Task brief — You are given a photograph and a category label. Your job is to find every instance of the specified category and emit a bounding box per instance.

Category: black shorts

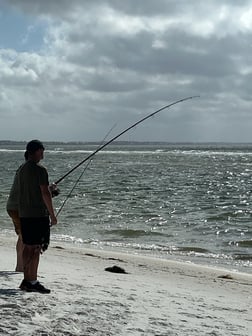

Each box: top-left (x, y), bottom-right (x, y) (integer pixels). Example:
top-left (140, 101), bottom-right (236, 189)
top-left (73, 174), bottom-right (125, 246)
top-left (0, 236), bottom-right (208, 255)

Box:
top-left (20, 217), bottom-right (50, 246)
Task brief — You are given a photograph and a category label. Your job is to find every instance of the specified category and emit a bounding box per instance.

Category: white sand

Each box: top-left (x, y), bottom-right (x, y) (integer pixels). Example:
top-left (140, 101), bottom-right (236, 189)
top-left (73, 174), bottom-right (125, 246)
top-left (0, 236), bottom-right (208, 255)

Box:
top-left (0, 236), bottom-right (251, 336)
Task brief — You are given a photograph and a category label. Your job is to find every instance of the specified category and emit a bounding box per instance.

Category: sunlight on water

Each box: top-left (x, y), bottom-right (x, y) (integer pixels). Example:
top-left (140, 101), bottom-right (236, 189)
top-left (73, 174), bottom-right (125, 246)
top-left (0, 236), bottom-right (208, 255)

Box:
top-left (0, 142), bottom-right (251, 272)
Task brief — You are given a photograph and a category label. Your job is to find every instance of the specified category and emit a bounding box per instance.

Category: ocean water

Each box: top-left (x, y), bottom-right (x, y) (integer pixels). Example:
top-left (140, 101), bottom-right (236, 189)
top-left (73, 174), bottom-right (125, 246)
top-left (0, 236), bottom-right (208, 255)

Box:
top-left (0, 142), bottom-right (252, 273)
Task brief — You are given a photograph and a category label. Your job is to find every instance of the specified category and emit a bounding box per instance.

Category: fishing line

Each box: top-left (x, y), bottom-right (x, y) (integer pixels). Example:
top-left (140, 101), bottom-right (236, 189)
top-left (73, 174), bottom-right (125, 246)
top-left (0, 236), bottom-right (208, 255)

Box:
top-left (56, 123), bottom-right (118, 217)
top-left (55, 95), bottom-right (199, 185)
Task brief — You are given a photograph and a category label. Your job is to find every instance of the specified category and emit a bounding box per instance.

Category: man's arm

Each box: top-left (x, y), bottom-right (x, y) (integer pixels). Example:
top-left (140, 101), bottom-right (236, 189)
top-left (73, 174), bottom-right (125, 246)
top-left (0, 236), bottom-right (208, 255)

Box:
top-left (40, 185), bottom-right (57, 225)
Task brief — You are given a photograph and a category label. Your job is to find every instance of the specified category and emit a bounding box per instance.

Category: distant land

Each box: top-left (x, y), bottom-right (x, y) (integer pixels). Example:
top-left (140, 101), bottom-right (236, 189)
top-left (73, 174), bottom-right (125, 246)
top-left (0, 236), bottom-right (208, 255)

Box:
top-left (1, 140), bottom-right (252, 148)
top-left (0, 140), bottom-right (156, 146)
top-left (0, 140), bottom-right (225, 146)
top-left (0, 140), bottom-right (176, 144)
top-left (0, 140), bottom-right (184, 146)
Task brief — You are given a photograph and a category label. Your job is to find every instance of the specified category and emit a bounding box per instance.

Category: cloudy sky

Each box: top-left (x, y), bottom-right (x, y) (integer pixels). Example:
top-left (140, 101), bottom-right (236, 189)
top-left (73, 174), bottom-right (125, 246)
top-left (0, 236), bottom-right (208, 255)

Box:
top-left (0, 0), bottom-right (252, 142)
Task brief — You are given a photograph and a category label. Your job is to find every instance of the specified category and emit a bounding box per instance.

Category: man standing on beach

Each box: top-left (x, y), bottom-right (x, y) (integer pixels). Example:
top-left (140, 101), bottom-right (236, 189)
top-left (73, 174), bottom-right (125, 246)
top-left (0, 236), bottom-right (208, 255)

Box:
top-left (17, 140), bottom-right (57, 294)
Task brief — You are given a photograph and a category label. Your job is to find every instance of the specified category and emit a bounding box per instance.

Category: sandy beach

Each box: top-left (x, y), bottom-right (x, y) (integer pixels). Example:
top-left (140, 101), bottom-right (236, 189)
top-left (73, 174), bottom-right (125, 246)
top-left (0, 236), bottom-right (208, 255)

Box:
top-left (0, 235), bottom-right (251, 336)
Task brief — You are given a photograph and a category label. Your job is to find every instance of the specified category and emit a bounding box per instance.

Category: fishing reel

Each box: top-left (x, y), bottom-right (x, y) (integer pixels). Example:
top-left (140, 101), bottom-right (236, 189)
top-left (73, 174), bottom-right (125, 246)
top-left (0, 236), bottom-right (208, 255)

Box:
top-left (49, 183), bottom-right (60, 197)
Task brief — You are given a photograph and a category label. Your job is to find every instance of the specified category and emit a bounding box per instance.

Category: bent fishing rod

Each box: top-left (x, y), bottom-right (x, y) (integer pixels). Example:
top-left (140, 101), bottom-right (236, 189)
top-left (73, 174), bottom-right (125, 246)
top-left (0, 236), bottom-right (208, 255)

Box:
top-left (55, 95), bottom-right (199, 185)
top-left (56, 123), bottom-right (117, 217)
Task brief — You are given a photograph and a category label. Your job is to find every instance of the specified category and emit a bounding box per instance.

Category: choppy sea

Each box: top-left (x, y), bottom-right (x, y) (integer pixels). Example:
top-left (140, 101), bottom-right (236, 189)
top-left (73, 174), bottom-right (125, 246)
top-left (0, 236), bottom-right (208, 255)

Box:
top-left (0, 142), bottom-right (252, 273)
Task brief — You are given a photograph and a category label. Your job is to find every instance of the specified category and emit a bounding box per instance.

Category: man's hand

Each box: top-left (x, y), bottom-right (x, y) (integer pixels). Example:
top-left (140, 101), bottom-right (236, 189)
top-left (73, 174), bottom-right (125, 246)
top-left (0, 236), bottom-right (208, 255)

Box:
top-left (50, 214), bottom-right (57, 226)
top-left (49, 183), bottom-right (60, 197)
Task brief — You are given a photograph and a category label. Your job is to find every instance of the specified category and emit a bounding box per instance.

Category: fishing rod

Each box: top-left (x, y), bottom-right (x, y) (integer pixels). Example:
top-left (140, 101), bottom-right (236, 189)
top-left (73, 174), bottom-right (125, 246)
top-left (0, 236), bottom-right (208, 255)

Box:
top-left (55, 95), bottom-right (199, 185)
top-left (56, 123), bottom-right (117, 217)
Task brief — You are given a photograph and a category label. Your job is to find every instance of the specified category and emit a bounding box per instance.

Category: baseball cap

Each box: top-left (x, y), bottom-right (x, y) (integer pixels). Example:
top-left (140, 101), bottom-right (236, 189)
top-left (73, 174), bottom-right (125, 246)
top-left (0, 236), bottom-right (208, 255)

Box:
top-left (26, 139), bottom-right (45, 153)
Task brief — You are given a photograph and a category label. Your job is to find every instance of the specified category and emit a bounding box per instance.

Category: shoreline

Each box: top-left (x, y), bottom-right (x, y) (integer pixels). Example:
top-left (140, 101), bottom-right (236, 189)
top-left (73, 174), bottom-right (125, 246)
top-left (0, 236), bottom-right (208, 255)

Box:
top-left (1, 236), bottom-right (251, 335)
top-left (1, 230), bottom-right (251, 275)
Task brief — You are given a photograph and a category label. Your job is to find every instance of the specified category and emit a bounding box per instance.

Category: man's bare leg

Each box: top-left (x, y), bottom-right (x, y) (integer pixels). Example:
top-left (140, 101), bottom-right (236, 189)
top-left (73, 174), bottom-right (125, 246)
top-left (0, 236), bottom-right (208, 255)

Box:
top-left (23, 244), bottom-right (41, 281)
top-left (15, 234), bottom-right (24, 272)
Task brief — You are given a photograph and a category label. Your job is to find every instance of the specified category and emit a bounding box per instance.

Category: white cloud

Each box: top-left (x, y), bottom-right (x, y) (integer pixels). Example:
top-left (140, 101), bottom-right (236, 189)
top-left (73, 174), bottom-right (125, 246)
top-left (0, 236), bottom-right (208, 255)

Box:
top-left (0, 0), bottom-right (252, 141)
